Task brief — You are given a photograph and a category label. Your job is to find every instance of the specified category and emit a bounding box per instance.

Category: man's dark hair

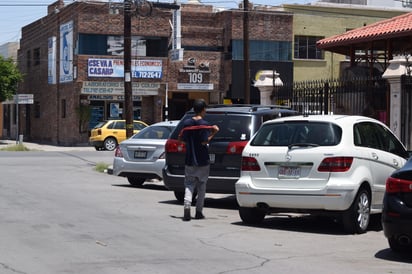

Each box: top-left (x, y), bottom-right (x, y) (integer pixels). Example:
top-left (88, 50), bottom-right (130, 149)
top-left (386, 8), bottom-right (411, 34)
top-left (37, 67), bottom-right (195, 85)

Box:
top-left (193, 99), bottom-right (207, 114)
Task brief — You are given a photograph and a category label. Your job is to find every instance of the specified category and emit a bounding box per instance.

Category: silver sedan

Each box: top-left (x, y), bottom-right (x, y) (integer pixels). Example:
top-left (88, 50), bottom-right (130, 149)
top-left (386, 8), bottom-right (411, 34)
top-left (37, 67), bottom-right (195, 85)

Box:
top-left (112, 120), bottom-right (179, 186)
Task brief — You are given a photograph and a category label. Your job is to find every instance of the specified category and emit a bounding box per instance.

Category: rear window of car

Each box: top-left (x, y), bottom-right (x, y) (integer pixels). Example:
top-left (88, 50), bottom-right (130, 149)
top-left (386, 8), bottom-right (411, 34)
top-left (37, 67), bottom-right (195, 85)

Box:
top-left (132, 126), bottom-right (175, 139)
top-left (250, 121), bottom-right (342, 146)
top-left (206, 114), bottom-right (251, 141)
top-left (93, 121), bottom-right (106, 129)
top-left (172, 114), bottom-right (252, 142)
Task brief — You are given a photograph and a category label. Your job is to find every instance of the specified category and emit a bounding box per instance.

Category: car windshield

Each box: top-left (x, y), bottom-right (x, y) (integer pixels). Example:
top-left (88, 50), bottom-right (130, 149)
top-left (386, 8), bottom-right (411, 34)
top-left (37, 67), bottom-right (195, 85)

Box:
top-left (132, 126), bottom-right (175, 139)
top-left (251, 121), bottom-right (342, 146)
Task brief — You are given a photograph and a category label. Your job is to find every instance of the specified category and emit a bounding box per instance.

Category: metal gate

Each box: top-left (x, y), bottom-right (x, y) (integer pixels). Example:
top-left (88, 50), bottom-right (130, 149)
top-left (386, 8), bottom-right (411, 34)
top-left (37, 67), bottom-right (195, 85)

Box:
top-left (276, 77), bottom-right (389, 121)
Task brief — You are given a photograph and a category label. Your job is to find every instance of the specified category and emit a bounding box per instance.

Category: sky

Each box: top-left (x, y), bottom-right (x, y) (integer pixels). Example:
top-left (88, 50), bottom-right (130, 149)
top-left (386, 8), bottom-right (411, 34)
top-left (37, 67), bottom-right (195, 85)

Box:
top-left (0, 0), bottom-right (312, 45)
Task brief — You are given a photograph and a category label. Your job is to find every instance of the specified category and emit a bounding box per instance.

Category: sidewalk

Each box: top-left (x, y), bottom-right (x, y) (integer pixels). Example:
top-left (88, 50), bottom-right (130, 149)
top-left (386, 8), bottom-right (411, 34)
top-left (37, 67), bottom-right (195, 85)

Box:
top-left (0, 139), bottom-right (94, 152)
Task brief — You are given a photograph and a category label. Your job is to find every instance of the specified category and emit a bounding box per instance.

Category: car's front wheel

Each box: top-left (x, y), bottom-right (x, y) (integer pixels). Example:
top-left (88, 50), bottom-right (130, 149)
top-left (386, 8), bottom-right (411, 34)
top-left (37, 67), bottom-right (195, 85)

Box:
top-left (342, 188), bottom-right (371, 234)
top-left (104, 137), bottom-right (117, 151)
top-left (239, 207), bottom-right (266, 225)
top-left (127, 177), bottom-right (145, 186)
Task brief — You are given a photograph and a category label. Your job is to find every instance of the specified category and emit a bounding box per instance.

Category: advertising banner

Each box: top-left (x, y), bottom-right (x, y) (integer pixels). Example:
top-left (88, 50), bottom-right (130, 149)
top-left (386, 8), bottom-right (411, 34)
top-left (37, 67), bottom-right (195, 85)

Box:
top-left (48, 36), bottom-right (57, 84)
top-left (59, 21), bottom-right (74, 83)
top-left (88, 58), bottom-right (163, 79)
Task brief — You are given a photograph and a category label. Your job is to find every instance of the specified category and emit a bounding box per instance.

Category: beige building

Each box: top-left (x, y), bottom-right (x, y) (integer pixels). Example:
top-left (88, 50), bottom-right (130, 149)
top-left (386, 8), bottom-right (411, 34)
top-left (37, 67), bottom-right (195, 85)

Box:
top-left (281, 3), bottom-right (409, 81)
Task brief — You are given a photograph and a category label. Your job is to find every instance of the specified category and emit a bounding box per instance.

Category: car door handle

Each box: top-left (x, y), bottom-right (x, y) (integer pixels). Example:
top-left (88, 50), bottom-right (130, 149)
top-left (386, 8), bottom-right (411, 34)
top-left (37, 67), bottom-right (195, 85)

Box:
top-left (372, 152), bottom-right (378, 160)
top-left (393, 159), bottom-right (399, 167)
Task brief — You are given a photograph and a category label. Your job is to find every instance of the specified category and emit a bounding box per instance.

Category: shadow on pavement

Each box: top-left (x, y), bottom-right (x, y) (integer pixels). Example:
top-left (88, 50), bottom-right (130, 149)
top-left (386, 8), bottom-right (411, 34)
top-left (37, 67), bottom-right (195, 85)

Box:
top-left (112, 182), bottom-right (169, 192)
top-left (375, 248), bottom-right (412, 264)
top-left (159, 194), bottom-right (239, 210)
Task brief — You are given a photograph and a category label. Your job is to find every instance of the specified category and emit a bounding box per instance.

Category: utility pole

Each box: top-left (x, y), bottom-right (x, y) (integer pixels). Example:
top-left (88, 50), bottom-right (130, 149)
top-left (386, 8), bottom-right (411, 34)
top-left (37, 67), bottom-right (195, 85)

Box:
top-left (124, 0), bottom-right (134, 138)
top-left (123, 0), bottom-right (179, 135)
top-left (243, 0), bottom-right (250, 104)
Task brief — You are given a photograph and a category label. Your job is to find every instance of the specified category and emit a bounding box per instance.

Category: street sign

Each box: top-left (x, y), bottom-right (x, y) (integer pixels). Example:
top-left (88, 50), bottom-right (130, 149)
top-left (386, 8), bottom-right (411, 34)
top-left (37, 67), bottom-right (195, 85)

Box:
top-left (14, 94), bottom-right (34, 104)
top-left (170, 48), bottom-right (183, 62)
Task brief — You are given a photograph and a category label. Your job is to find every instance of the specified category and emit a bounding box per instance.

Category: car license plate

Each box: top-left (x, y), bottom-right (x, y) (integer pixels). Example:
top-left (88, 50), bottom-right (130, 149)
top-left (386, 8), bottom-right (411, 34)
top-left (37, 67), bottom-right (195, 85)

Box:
top-left (134, 150), bottom-right (147, 159)
top-left (278, 166), bottom-right (300, 178)
top-left (209, 153), bottom-right (215, 164)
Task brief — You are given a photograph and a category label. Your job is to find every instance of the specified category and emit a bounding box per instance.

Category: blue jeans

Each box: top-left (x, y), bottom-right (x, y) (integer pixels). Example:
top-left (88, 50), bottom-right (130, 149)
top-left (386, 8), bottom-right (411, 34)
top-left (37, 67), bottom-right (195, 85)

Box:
top-left (184, 165), bottom-right (210, 213)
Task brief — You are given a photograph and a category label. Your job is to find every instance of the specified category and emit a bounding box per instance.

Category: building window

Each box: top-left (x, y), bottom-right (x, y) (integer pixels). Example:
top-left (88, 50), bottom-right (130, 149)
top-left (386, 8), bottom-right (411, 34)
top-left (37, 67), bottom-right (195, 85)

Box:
top-left (33, 48), bottom-right (41, 66)
top-left (294, 36), bottom-right (324, 60)
top-left (78, 34), bottom-right (168, 57)
top-left (231, 40), bottom-right (291, 61)
top-left (26, 50), bottom-right (31, 68)
top-left (78, 34), bottom-right (107, 55)
top-left (61, 99), bottom-right (66, 118)
top-left (34, 102), bottom-right (40, 118)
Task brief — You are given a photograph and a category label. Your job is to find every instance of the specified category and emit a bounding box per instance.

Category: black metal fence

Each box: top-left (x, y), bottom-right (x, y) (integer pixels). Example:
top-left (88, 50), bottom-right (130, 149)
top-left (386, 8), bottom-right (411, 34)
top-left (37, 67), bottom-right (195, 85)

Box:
top-left (401, 75), bottom-right (412, 148)
top-left (274, 77), bottom-right (389, 122)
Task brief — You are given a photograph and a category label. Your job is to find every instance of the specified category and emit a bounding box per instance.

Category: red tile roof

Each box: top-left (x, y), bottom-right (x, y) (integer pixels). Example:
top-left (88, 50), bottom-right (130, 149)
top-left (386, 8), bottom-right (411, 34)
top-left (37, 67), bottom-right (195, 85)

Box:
top-left (317, 12), bottom-right (412, 50)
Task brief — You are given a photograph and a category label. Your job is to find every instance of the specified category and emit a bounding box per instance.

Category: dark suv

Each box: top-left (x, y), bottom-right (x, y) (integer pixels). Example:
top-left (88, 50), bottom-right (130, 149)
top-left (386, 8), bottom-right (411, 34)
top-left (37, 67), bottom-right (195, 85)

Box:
top-left (162, 105), bottom-right (298, 202)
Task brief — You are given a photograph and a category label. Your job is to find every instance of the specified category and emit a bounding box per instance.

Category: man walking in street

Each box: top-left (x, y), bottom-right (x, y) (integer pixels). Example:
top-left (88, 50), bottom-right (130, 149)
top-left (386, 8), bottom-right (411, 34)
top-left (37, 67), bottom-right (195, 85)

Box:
top-left (178, 99), bottom-right (219, 221)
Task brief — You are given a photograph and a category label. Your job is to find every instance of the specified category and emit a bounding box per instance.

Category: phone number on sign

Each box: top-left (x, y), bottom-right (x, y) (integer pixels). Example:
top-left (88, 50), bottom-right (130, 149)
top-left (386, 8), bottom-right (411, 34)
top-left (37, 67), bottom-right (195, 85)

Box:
top-left (133, 71), bottom-right (162, 79)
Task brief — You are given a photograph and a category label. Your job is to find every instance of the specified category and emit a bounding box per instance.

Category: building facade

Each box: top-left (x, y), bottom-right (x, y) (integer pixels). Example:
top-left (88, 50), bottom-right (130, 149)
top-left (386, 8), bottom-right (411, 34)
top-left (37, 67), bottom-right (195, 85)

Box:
top-left (281, 3), bottom-right (409, 81)
top-left (15, 0), bottom-right (293, 145)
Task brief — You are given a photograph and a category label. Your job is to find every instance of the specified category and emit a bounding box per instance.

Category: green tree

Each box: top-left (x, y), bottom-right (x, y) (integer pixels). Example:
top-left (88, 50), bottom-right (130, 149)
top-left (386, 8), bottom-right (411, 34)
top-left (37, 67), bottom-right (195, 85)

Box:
top-left (0, 56), bottom-right (23, 102)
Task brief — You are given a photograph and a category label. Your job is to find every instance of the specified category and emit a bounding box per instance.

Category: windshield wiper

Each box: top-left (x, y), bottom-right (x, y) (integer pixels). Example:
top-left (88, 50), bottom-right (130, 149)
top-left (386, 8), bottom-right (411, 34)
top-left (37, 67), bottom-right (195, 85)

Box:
top-left (288, 143), bottom-right (319, 149)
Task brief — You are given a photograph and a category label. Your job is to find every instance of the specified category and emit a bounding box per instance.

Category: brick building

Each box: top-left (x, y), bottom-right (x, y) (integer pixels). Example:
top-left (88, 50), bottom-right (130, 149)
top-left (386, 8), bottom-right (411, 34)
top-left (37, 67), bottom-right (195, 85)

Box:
top-left (15, 0), bottom-right (293, 145)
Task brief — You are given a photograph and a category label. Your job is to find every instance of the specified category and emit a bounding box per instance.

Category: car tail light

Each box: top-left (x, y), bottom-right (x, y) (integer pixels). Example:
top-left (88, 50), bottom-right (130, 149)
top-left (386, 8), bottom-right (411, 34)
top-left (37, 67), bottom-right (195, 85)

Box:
top-left (318, 157), bottom-right (353, 172)
top-left (226, 141), bottom-right (248, 155)
top-left (97, 129), bottom-right (102, 135)
top-left (241, 156), bottom-right (261, 171)
top-left (114, 146), bottom-right (123, 157)
top-left (386, 177), bottom-right (412, 193)
top-left (165, 139), bottom-right (186, 153)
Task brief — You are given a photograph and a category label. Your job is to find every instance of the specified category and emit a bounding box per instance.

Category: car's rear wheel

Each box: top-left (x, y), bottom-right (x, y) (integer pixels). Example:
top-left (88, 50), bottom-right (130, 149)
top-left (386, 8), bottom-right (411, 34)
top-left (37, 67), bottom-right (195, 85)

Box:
top-left (342, 188), bottom-right (370, 234)
top-left (127, 177), bottom-right (145, 186)
top-left (388, 237), bottom-right (412, 253)
top-left (104, 137), bottom-right (117, 151)
top-left (239, 207), bottom-right (266, 224)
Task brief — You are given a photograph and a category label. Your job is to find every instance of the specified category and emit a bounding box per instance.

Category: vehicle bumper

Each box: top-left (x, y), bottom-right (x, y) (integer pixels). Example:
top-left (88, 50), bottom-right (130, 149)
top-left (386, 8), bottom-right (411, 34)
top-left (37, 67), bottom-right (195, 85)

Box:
top-left (89, 138), bottom-right (104, 147)
top-left (382, 195), bottom-right (412, 239)
top-left (162, 166), bottom-right (237, 194)
top-left (235, 175), bottom-right (357, 211)
top-left (113, 157), bottom-right (164, 178)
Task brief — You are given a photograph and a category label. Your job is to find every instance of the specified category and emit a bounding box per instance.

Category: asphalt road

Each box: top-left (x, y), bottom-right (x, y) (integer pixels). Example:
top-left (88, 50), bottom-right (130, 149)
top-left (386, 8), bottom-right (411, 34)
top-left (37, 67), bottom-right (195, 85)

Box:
top-left (0, 148), bottom-right (411, 274)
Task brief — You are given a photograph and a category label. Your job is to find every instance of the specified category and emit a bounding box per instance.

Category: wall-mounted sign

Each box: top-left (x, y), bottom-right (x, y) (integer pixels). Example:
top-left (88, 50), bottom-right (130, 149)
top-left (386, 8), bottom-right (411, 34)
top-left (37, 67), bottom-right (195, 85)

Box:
top-left (59, 21), bottom-right (74, 83)
top-left (81, 81), bottom-right (160, 96)
top-left (48, 36), bottom-right (57, 84)
top-left (14, 94), bottom-right (34, 104)
top-left (177, 58), bottom-right (213, 90)
top-left (88, 58), bottom-right (163, 79)
top-left (87, 95), bottom-right (142, 101)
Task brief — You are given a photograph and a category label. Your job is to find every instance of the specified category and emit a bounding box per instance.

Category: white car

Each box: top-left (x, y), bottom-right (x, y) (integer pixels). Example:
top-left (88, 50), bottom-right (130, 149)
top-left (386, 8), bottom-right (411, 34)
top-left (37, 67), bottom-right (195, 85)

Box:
top-left (235, 115), bottom-right (410, 234)
top-left (113, 120), bottom-right (179, 186)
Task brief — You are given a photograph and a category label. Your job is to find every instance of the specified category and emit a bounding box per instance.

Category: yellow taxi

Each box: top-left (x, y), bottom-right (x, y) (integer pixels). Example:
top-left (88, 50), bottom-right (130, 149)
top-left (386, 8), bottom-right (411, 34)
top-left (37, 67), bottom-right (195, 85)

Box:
top-left (89, 120), bottom-right (148, 151)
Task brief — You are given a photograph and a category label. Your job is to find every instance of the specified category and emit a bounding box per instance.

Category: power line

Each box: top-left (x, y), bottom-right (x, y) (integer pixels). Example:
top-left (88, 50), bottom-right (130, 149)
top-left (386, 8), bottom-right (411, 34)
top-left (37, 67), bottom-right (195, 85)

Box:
top-left (0, 4), bottom-right (50, 6)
